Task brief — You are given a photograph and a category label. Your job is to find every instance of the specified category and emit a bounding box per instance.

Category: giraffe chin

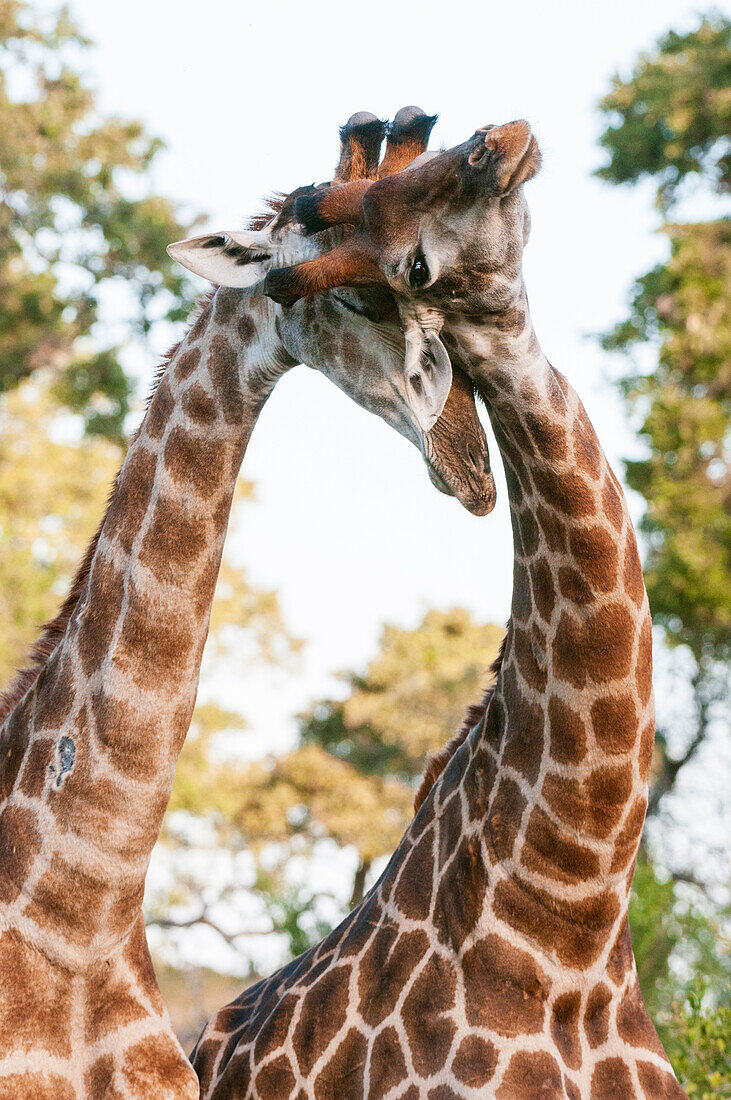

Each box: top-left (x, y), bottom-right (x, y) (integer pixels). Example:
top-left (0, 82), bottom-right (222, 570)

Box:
top-left (422, 362), bottom-right (496, 516)
top-left (426, 456), bottom-right (497, 516)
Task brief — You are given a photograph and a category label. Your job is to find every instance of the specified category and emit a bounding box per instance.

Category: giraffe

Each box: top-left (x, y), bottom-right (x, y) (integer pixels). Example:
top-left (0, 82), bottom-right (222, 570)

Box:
top-left (0, 110), bottom-right (493, 1100)
top-left (190, 122), bottom-right (687, 1098)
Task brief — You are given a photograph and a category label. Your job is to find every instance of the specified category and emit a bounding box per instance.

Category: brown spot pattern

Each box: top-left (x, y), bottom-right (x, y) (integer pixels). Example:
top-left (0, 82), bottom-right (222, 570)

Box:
top-left (550, 992), bottom-right (582, 1069)
top-left (522, 806), bottom-right (600, 884)
top-left (452, 1035), bottom-right (498, 1086)
top-left (292, 967), bottom-right (350, 1077)
top-left (591, 1057), bottom-right (636, 1099)
top-left (554, 602), bottom-right (635, 687)
top-left (585, 982), bottom-right (612, 1047)
top-left (367, 1027), bottom-right (407, 1099)
top-left (394, 831), bottom-right (434, 920)
top-left (208, 334), bottom-right (244, 424)
top-left (591, 694), bottom-right (638, 755)
top-left (175, 345), bottom-right (201, 380)
top-left (433, 835), bottom-right (486, 950)
top-left (462, 934), bottom-right (548, 1036)
top-left (548, 695), bottom-right (587, 764)
top-left (402, 953), bottom-right (457, 1074)
top-left (497, 1050), bottom-right (564, 1098)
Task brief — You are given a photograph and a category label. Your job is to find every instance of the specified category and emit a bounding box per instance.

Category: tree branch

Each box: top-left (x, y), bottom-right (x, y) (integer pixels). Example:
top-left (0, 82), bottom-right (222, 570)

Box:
top-left (146, 910), bottom-right (265, 952)
top-left (648, 663), bottom-right (714, 818)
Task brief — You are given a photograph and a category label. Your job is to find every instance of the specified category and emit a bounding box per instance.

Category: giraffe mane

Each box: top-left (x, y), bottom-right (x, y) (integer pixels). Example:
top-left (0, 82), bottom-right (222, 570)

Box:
top-left (413, 633), bottom-right (506, 814)
top-left (246, 192), bottom-right (286, 232)
top-left (0, 293), bottom-right (216, 727)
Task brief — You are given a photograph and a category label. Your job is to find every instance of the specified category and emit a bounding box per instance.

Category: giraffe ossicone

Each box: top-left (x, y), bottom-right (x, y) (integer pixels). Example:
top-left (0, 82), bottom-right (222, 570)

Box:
top-left (193, 120), bottom-right (688, 1099)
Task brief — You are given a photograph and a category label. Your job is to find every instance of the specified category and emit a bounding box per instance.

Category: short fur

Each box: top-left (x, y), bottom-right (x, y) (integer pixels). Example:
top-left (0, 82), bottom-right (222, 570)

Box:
top-left (263, 232), bottom-right (385, 305)
top-left (296, 178), bottom-right (373, 236)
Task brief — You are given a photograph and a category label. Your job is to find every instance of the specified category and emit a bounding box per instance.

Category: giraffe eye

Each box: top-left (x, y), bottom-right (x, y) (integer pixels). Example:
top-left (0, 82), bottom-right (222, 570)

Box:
top-left (409, 257), bottom-right (429, 289)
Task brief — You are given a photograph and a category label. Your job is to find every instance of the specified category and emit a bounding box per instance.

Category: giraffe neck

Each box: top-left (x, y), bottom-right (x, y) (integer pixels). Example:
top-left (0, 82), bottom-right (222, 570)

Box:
top-left (0, 287), bottom-right (292, 969)
top-left (452, 297), bottom-right (653, 954)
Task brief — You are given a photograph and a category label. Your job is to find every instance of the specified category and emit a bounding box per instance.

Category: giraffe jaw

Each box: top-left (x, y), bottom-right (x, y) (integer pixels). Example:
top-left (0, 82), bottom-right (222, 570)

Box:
top-left (425, 451), bottom-right (497, 516)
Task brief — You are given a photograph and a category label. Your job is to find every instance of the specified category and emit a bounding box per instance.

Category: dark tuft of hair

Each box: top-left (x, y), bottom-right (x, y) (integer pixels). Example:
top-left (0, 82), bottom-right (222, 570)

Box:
top-left (262, 266), bottom-right (299, 306)
top-left (294, 192), bottom-right (331, 236)
top-left (389, 108), bottom-right (439, 147)
top-left (337, 114), bottom-right (387, 180)
top-left (339, 113), bottom-right (387, 145)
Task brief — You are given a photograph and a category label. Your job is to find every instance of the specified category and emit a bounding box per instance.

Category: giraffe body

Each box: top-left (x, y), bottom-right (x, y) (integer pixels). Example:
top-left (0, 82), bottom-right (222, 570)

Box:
top-left (0, 292), bottom-right (282, 1098)
top-left (194, 120), bottom-right (687, 1098)
top-left (0, 109), bottom-right (493, 1096)
top-left (193, 354), bottom-right (683, 1100)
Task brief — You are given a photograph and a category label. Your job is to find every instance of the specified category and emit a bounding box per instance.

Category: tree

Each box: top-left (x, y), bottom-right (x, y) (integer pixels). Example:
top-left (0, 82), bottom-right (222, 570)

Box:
top-left (597, 17), bottom-right (730, 1091)
top-left (301, 608), bottom-right (504, 780)
top-left (661, 984), bottom-right (731, 1100)
top-left (597, 13), bottom-right (730, 824)
top-left (629, 858), bottom-right (729, 1023)
top-left (0, 371), bottom-right (120, 684)
top-left (0, 0), bottom-right (198, 441)
top-left (596, 15), bottom-right (730, 212)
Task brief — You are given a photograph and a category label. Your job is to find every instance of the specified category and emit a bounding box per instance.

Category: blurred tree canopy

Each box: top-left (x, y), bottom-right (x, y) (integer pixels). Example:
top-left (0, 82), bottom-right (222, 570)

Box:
top-left (596, 14), bottom-right (730, 211)
top-left (601, 220), bottom-right (730, 669)
top-left (598, 16), bottom-right (730, 1093)
top-left (298, 608), bottom-right (503, 904)
top-left (629, 858), bottom-right (729, 1037)
top-left (0, 1), bottom-right (298, 970)
top-left (0, 0), bottom-right (197, 440)
top-left (597, 12), bottom-right (730, 819)
top-left (300, 608), bottom-right (504, 780)
top-left (0, 371), bottom-right (119, 683)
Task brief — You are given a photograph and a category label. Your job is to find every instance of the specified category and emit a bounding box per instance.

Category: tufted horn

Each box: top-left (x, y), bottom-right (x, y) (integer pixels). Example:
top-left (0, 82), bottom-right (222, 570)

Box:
top-left (378, 106), bottom-right (439, 178)
top-left (334, 111), bottom-right (387, 183)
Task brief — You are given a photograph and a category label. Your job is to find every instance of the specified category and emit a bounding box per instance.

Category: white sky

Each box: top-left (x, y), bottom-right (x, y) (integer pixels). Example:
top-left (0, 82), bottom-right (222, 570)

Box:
top-left (35, 0), bottom-right (718, 748)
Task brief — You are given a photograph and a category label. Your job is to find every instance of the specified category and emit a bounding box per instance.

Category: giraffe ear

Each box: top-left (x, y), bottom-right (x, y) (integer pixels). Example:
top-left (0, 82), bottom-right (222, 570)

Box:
top-left (167, 231), bottom-right (274, 287)
top-left (403, 325), bottom-right (453, 433)
top-left (468, 120), bottom-right (541, 194)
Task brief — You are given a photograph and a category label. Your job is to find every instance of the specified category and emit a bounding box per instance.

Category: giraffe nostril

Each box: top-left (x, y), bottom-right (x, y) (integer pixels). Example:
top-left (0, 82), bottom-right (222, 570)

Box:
top-left (466, 442), bottom-right (489, 476)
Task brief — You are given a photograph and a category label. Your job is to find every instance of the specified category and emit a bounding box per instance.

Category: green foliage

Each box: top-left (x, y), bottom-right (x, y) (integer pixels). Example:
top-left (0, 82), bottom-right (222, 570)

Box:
top-left (0, 0), bottom-right (198, 439)
top-left (630, 857), bottom-right (730, 1021)
top-left (300, 608), bottom-right (503, 781)
top-left (598, 17), bottom-right (730, 1080)
top-left (598, 13), bottom-right (730, 755)
top-left (602, 218), bottom-right (730, 662)
top-left (253, 865), bottom-right (334, 960)
top-left (0, 372), bottom-right (120, 684)
top-left (597, 14), bottom-right (730, 211)
top-left (662, 983), bottom-right (731, 1099)
top-left (222, 743), bottom-right (412, 864)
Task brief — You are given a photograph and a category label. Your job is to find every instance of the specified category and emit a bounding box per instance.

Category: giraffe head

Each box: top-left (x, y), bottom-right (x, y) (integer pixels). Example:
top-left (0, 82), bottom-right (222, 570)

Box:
top-left (167, 110), bottom-right (496, 516)
top-left (261, 119), bottom-right (541, 381)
